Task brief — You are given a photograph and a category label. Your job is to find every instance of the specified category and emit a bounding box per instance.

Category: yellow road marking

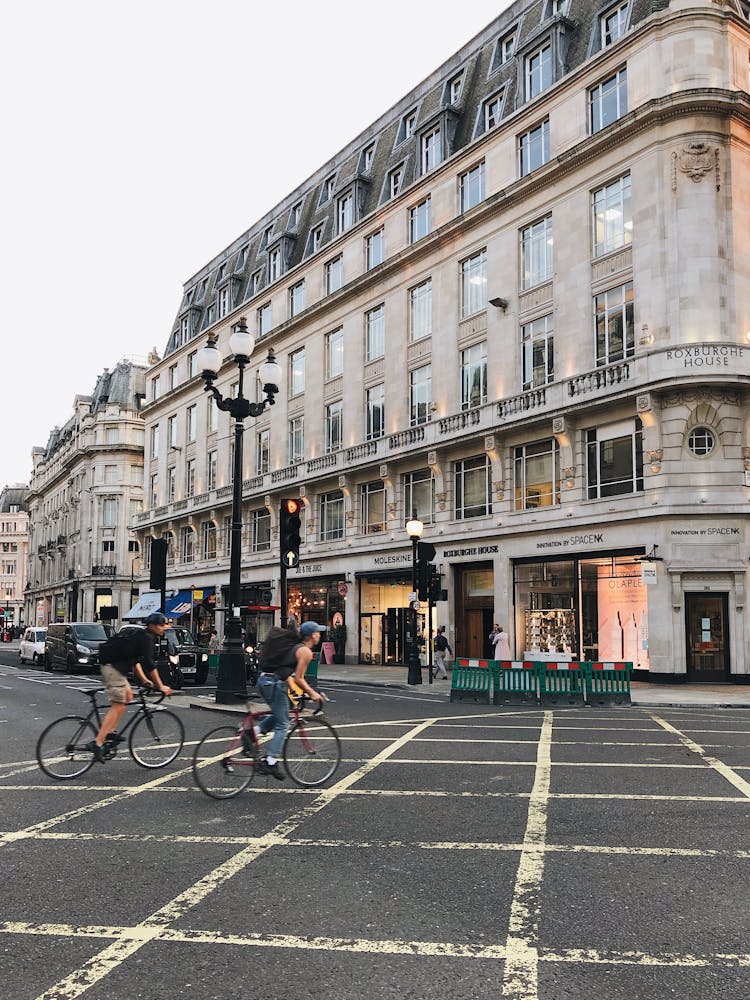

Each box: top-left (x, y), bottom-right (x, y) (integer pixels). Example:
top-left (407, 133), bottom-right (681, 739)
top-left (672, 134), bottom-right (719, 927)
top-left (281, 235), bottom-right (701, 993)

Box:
top-left (30, 719), bottom-right (436, 1000)
top-left (651, 715), bottom-right (750, 799)
top-left (502, 711), bottom-right (553, 999)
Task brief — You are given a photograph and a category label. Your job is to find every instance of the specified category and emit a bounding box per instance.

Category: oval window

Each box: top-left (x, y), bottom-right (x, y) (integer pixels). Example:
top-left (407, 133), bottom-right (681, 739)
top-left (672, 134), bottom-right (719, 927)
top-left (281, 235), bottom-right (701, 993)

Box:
top-left (687, 427), bottom-right (715, 456)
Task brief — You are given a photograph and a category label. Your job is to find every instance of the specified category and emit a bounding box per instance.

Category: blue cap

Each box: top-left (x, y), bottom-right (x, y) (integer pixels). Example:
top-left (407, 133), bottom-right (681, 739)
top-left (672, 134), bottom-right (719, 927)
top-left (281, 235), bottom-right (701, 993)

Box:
top-left (300, 621), bottom-right (326, 637)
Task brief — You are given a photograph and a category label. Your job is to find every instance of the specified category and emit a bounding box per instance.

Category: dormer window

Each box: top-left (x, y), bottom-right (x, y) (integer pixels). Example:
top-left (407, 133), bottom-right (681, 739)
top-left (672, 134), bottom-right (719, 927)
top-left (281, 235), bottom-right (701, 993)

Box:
top-left (260, 225), bottom-right (273, 251)
top-left (600, 2), bottom-right (629, 46)
top-left (525, 44), bottom-right (552, 100)
top-left (289, 201), bottom-right (303, 228)
top-left (321, 174), bottom-right (336, 204)
top-left (399, 109), bottom-right (417, 143)
top-left (361, 144), bottom-right (375, 172)
top-left (545, 0), bottom-right (570, 16)
top-left (447, 72), bottom-right (464, 104)
top-left (389, 166), bottom-right (404, 199)
top-left (306, 224), bottom-right (325, 257)
top-left (236, 244), bottom-right (249, 270)
top-left (337, 190), bottom-right (354, 234)
top-left (217, 285), bottom-right (230, 319)
top-left (268, 246), bottom-right (282, 283)
top-left (217, 263), bottom-right (226, 281)
top-left (180, 315), bottom-right (190, 344)
top-left (482, 90), bottom-right (506, 132)
top-left (250, 269), bottom-right (263, 296)
top-left (196, 278), bottom-right (208, 302)
top-left (499, 30), bottom-right (516, 64)
top-left (420, 127), bottom-right (442, 174)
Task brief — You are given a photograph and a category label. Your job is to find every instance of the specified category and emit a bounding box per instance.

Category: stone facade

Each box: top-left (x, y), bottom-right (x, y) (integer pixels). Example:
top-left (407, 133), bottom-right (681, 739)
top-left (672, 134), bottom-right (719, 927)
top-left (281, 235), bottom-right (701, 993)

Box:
top-left (134, 0), bottom-right (750, 679)
top-left (25, 362), bottom-right (147, 627)
top-left (0, 485), bottom-right (29, 629)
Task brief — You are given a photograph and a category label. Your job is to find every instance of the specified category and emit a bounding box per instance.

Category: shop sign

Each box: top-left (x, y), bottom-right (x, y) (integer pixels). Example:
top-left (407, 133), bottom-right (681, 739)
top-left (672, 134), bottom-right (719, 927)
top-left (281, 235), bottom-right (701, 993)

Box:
top-left (373, 554), bottom-right (412, 566)
top-left (291, 563), bottom-right (323, 574)
top-left (666, 345), bottom-right (745, 368)
top-left (669, 525), bottom-right (741, 539)
top-left (443, 545), bottom-right (498, 558)
top-left (536, 533), bottom-right (604, 551)
top-left (641, 561), bottom-right (658, 585)
top-left (337, 582), bottom-right (348, 597)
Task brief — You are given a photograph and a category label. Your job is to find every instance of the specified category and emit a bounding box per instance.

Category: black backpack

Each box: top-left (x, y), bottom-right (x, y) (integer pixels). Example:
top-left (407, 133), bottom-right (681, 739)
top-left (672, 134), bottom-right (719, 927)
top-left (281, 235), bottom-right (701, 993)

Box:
top-left (99, 629), bottom-right (143, 666)
top-left (259, 627), bottom-right (301, 672)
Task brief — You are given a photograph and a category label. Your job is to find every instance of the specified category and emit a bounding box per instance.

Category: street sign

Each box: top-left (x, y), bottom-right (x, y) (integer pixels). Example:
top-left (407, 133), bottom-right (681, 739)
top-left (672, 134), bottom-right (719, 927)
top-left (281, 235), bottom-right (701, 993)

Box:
top-left (337, 582), bottom-right (348, 597)
top-left (411, 600), bottom-right (421, 611)
top-left (417, 541), bottom-right (436, 563)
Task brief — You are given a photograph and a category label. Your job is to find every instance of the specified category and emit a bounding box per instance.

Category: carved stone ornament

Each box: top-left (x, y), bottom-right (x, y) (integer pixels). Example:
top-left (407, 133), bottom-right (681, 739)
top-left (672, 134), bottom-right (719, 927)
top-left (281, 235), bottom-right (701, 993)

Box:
top-left (562, 466), bottom-right (576, 486)
top-left (387, 502), bottom-right (397, 517)
top-left (338, 475), bottom-right (347, 488)
top-left (345, 511), bottom-right (354, 526)
top-left (675, 143), bottom-right (714, 184)
top-left (743, 447), bottom-right (750, 471)
top-left (379, 464), bottom-right (388, 479)
top-left (494, 484), bottom-right (505, 500)
top-left (484, 435), bottom-right (496, 452)
top-left (427, 450), bottom-right (437, 466)
top-left (636, 394), bottom-right (652, 413)
top-left (435, 491), bottom-right (446, 511)
top-left (552, 417), bottom-right (566, 435)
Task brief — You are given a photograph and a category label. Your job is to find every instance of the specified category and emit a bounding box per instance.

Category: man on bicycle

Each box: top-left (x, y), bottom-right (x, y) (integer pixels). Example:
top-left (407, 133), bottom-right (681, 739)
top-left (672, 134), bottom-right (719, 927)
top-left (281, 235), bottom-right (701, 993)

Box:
top-left (256, 621), bottom-right (325, 780)
top-left (87, 612), bottom-right (173, 762)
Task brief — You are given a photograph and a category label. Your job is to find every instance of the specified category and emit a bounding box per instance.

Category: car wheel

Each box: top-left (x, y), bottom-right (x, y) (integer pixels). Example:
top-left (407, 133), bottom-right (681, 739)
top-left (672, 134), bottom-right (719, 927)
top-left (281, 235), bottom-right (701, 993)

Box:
top-left (194, 671), bottom-right (208, 685)
top-left (32, 652), bottom-right (38, 667)
top-left (19, 650), bottom-right (25, 664)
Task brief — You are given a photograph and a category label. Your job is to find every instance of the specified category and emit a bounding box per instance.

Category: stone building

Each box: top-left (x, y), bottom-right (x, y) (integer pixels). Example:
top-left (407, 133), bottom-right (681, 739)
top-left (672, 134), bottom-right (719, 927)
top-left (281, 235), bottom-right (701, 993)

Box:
top-left (25, 362), bottom-right (147, 627)
top-left (0, 485), bottom-right (29, 630)
top-left (133, 0), bottom-right (750, 680)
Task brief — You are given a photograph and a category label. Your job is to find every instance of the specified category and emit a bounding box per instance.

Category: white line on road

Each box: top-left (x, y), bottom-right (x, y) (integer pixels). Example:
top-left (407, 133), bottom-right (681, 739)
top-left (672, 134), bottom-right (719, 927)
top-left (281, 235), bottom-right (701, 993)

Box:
top-left (651, 714), bottom-right (750, 800)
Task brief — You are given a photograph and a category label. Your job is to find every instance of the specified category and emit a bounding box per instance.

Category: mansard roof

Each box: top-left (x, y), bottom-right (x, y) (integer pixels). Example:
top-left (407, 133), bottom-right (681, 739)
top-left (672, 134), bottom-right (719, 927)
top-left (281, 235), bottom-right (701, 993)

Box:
top-left (39, 360), bottom-right (147, 462)
top-left (163, 0), bottom-right (712, 358)
top-left (0, 485), bottom-right (29, 513)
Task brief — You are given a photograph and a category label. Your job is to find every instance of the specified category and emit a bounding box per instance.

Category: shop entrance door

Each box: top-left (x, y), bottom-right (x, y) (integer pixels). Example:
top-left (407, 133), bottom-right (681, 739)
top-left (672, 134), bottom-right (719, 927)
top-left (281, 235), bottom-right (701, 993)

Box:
top-left (385, 607), bottom-right (407, 664)
top-left (685, 593), bottom-right (730, 681)
top-left (359, 614), bottom-right (383, 664)
top-left (465, 610), bottom-right (484, 659)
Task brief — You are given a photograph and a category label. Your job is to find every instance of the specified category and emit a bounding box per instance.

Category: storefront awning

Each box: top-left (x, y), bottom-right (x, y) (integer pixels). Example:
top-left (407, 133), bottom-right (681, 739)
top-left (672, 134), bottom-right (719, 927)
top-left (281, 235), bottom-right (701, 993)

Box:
top-left (165, 586), bottom-right (216, 617)
top-left (123, 592), bottom-right (163, 621)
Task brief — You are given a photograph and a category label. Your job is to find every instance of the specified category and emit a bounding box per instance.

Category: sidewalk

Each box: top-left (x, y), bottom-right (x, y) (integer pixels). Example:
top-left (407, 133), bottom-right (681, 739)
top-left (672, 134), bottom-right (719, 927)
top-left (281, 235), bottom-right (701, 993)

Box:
top-left (184, 661), bottom-right (750, 711)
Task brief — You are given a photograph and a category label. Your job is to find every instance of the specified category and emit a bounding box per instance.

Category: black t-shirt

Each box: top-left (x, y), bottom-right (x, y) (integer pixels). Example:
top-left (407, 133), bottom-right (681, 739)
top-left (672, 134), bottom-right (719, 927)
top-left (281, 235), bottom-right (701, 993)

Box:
top-left (110, 628), bottom-right (157, 677)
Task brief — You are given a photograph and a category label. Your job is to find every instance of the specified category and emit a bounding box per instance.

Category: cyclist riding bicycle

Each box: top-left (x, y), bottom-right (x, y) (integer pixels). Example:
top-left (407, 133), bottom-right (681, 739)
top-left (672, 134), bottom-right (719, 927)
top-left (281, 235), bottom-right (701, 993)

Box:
top-left (256, 621), bottom-right (325, 780)
top-left (87, 611), bottom-right (173, 763)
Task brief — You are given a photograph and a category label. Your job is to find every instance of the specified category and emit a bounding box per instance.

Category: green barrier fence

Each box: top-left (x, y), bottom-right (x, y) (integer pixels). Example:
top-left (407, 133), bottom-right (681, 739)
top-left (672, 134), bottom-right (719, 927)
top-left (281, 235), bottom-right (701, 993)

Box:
top-left (585, 661), bottom-right (632, 706)
top-left (449, 659), bottom-right (492, 704)
top-left (449, 658), bottom-right (632, 707)
top-left (538, 661), bottom-right (586, 706)
top-left (491, 660), bottom-right (539, 705)
top-left (207, 652), bottom-right (220, 674)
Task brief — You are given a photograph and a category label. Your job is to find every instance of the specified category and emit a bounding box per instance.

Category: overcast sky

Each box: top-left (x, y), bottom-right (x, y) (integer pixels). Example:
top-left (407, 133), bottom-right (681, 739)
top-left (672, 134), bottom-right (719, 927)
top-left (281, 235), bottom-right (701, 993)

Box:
top-left (1, 0), bottom-right (510, 488)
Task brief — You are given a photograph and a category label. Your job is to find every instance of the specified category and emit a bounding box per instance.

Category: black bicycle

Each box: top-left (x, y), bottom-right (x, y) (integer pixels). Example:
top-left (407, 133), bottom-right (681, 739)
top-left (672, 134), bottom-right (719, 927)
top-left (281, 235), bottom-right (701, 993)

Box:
top-left (36, 686), bottom-right (185, 779)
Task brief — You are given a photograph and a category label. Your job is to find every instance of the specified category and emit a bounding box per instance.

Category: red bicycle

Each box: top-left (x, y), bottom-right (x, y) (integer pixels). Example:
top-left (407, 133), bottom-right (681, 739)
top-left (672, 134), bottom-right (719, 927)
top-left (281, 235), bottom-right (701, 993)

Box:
top-left (191, 691), bottom-right (341, 799)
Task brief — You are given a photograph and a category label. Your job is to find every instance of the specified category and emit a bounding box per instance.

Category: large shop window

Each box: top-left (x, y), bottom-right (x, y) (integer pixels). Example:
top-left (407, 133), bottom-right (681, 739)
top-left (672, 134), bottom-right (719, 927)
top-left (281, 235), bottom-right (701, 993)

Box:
top-left (514, 554), bottom-right (650, 668)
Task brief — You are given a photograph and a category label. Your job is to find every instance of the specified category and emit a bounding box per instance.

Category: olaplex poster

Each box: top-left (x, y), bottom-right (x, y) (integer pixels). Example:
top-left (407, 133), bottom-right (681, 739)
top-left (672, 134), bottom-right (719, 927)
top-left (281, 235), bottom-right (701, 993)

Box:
top-left (597, 566), bottom-right (650, 669)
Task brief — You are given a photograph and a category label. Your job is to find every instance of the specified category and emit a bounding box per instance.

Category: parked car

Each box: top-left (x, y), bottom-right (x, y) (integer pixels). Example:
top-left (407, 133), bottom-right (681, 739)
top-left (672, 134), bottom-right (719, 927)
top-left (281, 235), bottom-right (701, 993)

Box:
top-left (44, 622), bottom-right (109, 673)
top-left (117, 624), bottom-right (209, 685)
top-left (19, 627), bottom-right (47, 665)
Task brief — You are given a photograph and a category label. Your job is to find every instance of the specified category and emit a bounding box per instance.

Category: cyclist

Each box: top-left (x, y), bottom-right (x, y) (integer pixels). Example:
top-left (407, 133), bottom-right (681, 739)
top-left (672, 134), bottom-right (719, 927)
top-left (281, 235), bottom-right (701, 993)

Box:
top-left (86, 611), bottom-right (173, 763)
top-left (256, 621), bottom-right (325, 780)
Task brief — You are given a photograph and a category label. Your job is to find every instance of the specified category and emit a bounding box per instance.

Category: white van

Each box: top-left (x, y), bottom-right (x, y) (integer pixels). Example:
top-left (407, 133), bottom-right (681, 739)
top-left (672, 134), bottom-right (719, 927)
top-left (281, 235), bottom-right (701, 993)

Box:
top-left (19, 627), bottom-right (47, 665)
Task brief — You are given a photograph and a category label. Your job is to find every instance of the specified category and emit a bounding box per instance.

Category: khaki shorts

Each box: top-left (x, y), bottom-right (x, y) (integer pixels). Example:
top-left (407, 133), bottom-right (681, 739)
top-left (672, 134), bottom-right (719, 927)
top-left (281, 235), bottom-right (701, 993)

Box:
top-left (100, 663), bottom-right (132, 704)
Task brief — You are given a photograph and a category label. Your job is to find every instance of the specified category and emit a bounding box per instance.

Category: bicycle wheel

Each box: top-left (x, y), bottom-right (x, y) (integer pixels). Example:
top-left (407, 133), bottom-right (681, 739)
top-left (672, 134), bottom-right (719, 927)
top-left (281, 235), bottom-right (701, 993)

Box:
top-left (192, 725), bottom-right (255, 799)
top-left (283, 716), bottom-right (341, 787)
top-left (128, 709), bottom-right (185, 768)
top-left (36, 716), bottom-right (97, 780)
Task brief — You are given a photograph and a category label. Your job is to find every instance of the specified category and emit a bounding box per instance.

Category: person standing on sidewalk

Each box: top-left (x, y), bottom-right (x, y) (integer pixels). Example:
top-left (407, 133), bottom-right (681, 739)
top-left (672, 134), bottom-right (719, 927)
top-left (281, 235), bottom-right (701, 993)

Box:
top-left (256, 621), bottom-right (325, 780)
top-left (493, 626), bottom-right (512, 660)
top-left (433, 626), bottom-right (452, 679)
top-left (87, 612), bottom-right (173, 762)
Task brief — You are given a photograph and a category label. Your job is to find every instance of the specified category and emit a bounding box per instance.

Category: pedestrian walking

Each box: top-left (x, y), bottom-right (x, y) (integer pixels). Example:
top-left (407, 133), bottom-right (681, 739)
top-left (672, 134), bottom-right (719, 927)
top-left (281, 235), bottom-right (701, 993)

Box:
top-left (433, 626), bottom-right (452, 679)
top-left (492, 626), bottom-right (511, 660)
top-left (207, 629), bottom-right (220, 652)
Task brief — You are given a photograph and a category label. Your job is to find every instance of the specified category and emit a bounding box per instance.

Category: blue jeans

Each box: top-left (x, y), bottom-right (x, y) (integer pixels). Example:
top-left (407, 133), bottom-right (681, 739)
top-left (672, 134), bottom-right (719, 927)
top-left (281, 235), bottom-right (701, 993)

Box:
top-left (257, 674), bottom-right (289, 759)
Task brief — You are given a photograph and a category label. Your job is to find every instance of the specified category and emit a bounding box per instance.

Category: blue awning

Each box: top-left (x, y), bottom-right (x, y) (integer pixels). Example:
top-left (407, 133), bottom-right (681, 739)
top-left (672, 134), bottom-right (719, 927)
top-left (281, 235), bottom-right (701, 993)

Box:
top-left (165, 590), bottom-right (193, 616)
top-left (165, 587), bottom-right (215, 617)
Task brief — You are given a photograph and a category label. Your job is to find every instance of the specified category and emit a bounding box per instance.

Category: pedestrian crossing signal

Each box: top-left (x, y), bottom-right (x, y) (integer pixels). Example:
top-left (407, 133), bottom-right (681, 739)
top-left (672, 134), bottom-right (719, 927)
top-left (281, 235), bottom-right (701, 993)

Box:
top-left (280, 498), bottom-right (303, 569)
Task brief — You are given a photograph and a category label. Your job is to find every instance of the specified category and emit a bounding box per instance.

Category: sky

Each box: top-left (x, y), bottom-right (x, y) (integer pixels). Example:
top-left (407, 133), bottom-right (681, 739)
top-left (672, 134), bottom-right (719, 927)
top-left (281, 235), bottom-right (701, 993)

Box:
top-left (1, 0), bottom-right (511, 488)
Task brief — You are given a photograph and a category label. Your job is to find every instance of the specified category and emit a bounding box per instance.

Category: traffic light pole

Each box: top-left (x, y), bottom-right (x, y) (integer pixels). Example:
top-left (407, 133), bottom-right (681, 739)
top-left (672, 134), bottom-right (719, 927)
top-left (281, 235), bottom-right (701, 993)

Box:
top-left (407, 532), bottom-right (423, 686)
top-left (280, 561), bottom-right (288, 627)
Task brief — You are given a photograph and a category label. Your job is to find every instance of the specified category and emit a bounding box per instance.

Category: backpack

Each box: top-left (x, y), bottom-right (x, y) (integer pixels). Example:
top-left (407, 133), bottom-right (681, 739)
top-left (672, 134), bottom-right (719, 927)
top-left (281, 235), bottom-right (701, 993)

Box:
top-left (99, 629), bottom-right (143, 667)
top-left (259, 627), bottom-right (301, 672)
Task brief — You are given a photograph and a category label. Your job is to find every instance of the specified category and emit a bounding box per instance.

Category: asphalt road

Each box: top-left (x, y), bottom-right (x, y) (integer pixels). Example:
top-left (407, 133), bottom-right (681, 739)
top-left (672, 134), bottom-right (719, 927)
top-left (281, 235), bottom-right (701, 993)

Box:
top-left (1, 645), bottom-right (749, 1000)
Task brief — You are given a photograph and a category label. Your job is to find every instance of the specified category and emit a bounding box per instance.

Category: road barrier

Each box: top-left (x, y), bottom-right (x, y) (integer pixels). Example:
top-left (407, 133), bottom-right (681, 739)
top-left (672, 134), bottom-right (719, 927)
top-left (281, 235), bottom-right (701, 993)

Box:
top-left (585, 661), bottom-right (632, 706)
top-left (492, 661), bottom-right (539, 705)
top-left (538, 661), bottom-right (586, 707)
top-left (450, 657), bottom-right (632, 707)
top-left (450, 658), bottom-right (493, 704)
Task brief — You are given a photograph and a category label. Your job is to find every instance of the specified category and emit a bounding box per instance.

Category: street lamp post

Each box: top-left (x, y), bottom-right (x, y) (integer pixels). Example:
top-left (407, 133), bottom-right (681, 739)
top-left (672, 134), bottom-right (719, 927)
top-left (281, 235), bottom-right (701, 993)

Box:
top-left (198, 318), bottom-right (281, 704)
top-left (405, 511), bottom-right (424, 686)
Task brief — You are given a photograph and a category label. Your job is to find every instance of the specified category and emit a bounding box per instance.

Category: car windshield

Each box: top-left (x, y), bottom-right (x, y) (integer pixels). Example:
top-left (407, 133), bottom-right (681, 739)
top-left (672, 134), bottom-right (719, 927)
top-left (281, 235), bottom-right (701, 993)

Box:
top-left (36, 630), bottom-right (47, 640)
top-left (167, 627), bottom-right (195, 645)
top-left (74, 624), bottom-right (108, 641)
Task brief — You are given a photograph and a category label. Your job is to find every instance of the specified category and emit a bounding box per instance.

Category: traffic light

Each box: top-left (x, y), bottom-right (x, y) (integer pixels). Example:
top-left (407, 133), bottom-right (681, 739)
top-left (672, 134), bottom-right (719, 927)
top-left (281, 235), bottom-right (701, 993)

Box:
top-left (149, 537), bottom-right (168, 590)
top-left (417, 561), bottom-right (434, 601)
top-left (279, 498), bottom-right (303, 569)
top-left (427, 568), bottom-right (442, 602)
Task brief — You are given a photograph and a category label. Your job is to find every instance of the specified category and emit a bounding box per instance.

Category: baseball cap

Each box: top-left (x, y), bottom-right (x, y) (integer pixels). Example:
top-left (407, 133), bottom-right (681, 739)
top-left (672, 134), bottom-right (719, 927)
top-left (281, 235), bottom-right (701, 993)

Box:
top-left (145, 612), bottom-right (168, 625)
top-left (299, 621), bottom-right (326, 637)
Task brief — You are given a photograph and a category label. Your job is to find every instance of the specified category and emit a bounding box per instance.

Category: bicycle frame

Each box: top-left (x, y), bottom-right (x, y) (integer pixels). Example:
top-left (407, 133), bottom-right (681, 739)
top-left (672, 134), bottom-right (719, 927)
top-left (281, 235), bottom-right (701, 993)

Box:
top-left (68, 688), bottom-right (167, 752)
